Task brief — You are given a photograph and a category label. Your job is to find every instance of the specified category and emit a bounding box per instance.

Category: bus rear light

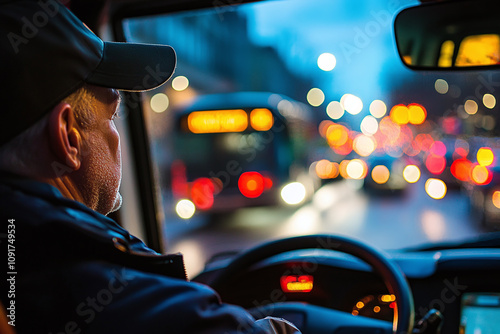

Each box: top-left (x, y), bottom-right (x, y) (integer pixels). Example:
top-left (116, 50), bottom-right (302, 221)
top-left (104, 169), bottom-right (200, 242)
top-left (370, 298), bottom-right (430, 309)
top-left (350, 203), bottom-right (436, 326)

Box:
top-left (238, 172), bottom-right (265, 198)
top-left (191, 177), bottom-right (215, 210)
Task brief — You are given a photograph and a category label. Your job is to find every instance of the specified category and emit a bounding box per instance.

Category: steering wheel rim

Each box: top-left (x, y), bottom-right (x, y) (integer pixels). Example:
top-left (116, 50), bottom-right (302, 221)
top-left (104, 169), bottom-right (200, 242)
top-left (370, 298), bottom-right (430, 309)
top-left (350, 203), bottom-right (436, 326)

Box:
top-left (210, 234), bottom-right (414, 334)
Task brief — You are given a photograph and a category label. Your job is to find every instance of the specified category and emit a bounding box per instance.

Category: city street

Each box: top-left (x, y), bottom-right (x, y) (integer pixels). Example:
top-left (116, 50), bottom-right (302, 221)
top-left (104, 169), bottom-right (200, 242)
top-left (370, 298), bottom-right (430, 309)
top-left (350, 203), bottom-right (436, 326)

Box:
top-left (164, 178), bottom-right (483, 278)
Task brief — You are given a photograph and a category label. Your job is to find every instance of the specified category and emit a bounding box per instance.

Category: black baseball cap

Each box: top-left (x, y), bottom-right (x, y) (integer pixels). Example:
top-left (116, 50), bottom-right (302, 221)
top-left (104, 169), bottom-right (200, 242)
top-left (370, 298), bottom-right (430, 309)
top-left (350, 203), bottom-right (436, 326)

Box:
top-left (0, 0), bottom-right (176, 145)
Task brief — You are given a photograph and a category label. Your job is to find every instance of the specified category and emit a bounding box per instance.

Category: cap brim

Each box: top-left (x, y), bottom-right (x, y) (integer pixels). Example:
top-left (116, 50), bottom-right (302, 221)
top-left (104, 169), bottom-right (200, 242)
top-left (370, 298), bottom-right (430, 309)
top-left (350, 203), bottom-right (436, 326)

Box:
top-left (87, 42), bottom-right (176, 92)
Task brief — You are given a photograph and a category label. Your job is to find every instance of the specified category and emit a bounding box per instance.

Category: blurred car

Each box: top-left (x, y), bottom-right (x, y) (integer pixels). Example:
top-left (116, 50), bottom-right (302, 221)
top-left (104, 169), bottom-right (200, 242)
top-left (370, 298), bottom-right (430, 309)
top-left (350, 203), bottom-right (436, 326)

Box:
top-left (363, 154), bottom-right (407, 195)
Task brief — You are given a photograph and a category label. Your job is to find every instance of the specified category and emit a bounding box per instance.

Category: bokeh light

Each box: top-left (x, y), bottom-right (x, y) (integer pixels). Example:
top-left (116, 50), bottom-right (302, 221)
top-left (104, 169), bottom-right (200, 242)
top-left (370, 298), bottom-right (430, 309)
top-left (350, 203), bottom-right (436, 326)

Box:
top-left (369, 100), bottom-right (387, 118)
top-left (408, 103), bottom-right (427, 125)
top-left (371, 165), bottom-right (390, 184)
top-left (477, 147), bottom-right (494, 166)
top-left (250, 108), bottom-right (274, 131)
top-left (317, 53), bottom-right (337, 71)
top-left (450, 158), bottom-right (472, 182)
top-left (281, 182), bottom-right (306, 205)
top-left (176, 199), bottom-right (196, 219)
top-left (464, 100), bottom-right (478, 115)
top-left (425, 154), bottom-right (446, 175)
top-left (307, 88), bottom-right (325, 107)
top-left (341, 94), bottom-right (363, 115)
top-left (390, 104), bottom-right (409, 125)
top-left (471, 164), bottom-right (492, 185)
top-left (353, 134), bottom-right (376, 157)
top-left (346, 159), bottom-right (367, 179)
top-left (172, 76), bottom-right (190, 91)
top-left (315, 160), bottom-right (339, 179)
top-left (150, 93), bottom-right (169, 113)
top-left (434, 79), bottom-right (449, 94)
top-left (326, 123), bottom-right (349, 147)
top-left (403, 165), bottom-right (421, 183)
top-left (326, 101), bottom-right (344, 119)
top-left (483, 93), bottom-right (496, 109)
top-left (492, 191), bottom-right (500, 209)
top-left (425, 178), bottom-right (447, 200)
top-left (360, 115), bottom-right (378, 135)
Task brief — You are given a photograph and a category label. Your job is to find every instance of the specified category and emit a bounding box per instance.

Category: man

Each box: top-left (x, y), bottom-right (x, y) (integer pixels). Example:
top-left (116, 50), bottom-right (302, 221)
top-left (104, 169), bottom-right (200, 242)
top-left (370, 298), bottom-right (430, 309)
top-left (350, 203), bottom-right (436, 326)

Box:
top-left (0, 1), bottom-right (300, 333)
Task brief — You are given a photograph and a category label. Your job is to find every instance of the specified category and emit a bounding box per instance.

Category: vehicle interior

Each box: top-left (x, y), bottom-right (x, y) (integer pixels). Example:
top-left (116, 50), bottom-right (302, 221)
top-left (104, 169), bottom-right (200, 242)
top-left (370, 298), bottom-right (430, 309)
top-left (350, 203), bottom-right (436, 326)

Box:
top-left (8, 0), bottom-right (500, 333)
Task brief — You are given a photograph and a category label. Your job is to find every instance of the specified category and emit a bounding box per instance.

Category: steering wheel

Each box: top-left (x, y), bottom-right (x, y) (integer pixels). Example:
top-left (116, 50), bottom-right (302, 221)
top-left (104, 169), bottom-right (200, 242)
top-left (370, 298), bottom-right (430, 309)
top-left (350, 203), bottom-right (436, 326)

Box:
top-left (210, 234), bottom-right (414, 334)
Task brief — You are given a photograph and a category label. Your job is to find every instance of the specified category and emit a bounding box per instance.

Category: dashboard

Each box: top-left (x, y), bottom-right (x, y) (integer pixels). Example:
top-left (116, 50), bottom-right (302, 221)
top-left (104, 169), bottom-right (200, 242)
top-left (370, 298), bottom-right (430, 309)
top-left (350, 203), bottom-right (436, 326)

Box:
top-left (194, 248), bottom-right (500, 333)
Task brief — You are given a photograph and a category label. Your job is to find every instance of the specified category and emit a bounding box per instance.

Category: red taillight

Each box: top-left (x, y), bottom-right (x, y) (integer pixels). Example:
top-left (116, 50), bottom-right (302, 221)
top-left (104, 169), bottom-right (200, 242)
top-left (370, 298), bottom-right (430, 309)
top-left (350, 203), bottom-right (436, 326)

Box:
top-left (238, 172), bottom-right (265, 198)
top-left (191, 177), bottom-right (215, 210)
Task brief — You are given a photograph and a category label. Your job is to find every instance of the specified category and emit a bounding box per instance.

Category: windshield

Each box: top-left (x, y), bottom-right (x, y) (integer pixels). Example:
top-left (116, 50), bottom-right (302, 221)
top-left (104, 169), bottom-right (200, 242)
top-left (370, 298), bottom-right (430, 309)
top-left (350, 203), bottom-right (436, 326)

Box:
top-left (122, 0), bottom-right (497, 277)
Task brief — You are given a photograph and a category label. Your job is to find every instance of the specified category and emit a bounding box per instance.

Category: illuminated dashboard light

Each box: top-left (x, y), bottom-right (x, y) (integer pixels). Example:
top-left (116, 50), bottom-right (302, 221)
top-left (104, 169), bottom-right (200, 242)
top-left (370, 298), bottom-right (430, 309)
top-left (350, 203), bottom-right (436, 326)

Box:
top-left (381, 294), bottom-right (396, 302)
top-left (281, 182), bottom-right (306, 205)
top-left (280, 275), bottom-right (313, 293)
top-left (175, 199), bottom-right (196, 219)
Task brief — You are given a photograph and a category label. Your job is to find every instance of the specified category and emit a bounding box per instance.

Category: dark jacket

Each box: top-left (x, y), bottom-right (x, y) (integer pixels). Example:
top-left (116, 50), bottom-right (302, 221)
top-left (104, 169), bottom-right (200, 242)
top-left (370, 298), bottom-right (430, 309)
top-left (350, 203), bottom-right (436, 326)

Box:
top-left (0, 174), bottom-right (298, 334)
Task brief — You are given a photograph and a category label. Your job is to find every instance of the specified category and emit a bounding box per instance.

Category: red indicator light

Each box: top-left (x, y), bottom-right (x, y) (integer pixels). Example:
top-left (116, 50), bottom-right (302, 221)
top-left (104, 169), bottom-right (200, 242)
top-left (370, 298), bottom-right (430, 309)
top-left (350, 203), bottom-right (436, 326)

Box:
top-left (280, 275), bottom-right (313, 293)
top-left (238, 172), bottom-right (265, 198)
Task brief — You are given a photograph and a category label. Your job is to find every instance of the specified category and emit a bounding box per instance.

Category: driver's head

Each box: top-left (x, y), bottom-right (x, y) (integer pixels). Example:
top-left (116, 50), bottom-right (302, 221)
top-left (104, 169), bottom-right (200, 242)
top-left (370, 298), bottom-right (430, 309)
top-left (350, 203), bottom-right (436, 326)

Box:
top-left (0, 0), bottom-right (176, 215)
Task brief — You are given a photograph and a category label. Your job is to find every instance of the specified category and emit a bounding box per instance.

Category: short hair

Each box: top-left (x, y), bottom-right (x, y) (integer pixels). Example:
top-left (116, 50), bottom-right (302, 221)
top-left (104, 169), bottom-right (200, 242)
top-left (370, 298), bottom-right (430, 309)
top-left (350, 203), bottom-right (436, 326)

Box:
top-left (0, 84), bottom-right (97, 173)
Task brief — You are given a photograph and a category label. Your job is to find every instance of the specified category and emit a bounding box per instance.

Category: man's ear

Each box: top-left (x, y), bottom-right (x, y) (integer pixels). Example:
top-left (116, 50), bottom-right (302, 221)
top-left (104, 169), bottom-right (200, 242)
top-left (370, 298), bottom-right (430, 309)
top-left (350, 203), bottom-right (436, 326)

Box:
top-left (48, 102), bottom-right (83, 170)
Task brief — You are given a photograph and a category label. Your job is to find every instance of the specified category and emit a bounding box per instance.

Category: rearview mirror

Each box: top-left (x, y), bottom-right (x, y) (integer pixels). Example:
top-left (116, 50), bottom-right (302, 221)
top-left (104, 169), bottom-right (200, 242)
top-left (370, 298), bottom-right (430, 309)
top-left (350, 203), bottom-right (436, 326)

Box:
top-left (394, 0), bottom-right (500, 70)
